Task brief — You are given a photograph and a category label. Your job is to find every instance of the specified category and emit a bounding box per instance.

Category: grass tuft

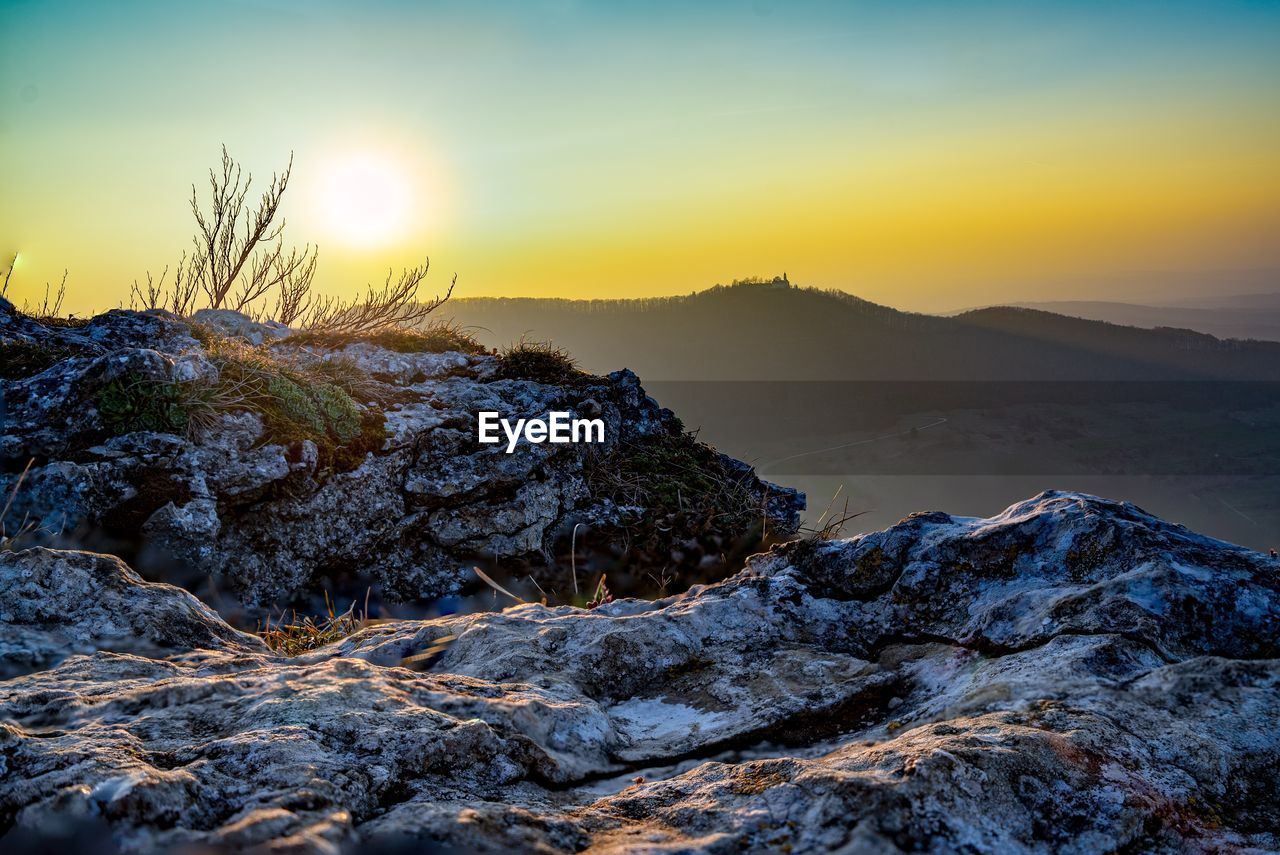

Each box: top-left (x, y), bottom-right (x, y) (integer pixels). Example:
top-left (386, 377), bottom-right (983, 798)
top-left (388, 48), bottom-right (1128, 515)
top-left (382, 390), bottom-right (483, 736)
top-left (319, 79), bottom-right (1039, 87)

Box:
top-left (586, 428), bottom-right (774, 554)
top-left (258, 592), bottom-right (366, 655)
top-left (0, 339), bottom-right (83, 380)
top-left (495, 337), bottom-right (584, 384)
top-left (92, 330), bottom-right (389, 474)
top-left (284, 319), bottom-right (485, 355)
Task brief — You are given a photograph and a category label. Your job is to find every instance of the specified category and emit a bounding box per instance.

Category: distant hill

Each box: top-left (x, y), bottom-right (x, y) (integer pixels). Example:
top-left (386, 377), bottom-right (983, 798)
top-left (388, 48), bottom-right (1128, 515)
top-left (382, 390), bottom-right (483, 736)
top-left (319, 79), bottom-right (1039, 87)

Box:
top-left (442, 283), bottom-right (1280, 380)
top-left (1158, 291), bottom-right (1280, 311)
top-left (995, 299), bottom-right (1280, 343)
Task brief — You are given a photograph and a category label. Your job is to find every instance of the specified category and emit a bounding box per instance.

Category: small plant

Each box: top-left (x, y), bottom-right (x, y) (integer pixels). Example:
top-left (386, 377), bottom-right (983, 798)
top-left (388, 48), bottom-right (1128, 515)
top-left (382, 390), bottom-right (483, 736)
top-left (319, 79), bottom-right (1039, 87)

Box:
top-left (495, 337), bottom-right (584, 384)
top-left (96, 375), bottom-right (194, 436)
top-left (88, 332), bottom-right (389, 473)
top-left (580, 425), bottom-right (794, 593)
top-left (258, 592), bottom-right (366, 656)
top-left (588, 431), bottom-right (762, 542)
top-left (128, 146), bottom-right (457, 330)
top-left (798, 485), bottom-right (868, 542)
top-left (584, 574), bottom-right (613, 609)
top-left (206, 337), bottom-right (389, 472)
top-left (1, 459), bottom-right (41, 552)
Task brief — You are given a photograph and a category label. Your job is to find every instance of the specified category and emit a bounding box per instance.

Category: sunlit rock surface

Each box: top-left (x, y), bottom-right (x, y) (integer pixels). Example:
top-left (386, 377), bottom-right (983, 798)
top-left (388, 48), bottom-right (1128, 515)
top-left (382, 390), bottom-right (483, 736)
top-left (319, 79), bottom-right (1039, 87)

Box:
top-left (1, 492), bottom-right (1276, 853)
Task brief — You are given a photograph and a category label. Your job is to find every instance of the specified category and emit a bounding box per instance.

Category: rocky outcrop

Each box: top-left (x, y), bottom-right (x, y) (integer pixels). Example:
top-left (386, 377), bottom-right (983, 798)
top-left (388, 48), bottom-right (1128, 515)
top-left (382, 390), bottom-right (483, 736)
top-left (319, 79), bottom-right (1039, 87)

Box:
top-left (1, 306), bottom-right (801, 604)
top-left (188, 308), bottom-right (292, 345)
top-left (2, 492), bottom-right (1276, 853)
top-left (0, 548), bottom-right (262, 679)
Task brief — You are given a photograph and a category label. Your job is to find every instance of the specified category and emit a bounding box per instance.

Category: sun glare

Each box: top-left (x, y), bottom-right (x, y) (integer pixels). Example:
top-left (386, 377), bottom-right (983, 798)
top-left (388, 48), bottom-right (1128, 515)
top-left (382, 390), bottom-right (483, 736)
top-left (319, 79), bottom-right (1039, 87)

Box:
top-left (317, 151), bottom-right (416, 247)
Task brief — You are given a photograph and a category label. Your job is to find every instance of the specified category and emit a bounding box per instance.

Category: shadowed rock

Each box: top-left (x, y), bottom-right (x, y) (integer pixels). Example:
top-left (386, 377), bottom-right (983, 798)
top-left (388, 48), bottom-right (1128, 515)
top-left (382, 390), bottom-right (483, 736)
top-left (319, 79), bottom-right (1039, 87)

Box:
top-left (0, 547), bottom-right (263, 679)
top-left (1, 306), bottom-right (801, 604)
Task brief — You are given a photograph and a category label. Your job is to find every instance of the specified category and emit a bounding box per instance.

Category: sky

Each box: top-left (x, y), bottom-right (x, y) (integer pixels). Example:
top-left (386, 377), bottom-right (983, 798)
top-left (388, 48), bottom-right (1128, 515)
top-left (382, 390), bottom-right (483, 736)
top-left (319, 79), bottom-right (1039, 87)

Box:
top-left (2, 0), bottom-right (1279, 316)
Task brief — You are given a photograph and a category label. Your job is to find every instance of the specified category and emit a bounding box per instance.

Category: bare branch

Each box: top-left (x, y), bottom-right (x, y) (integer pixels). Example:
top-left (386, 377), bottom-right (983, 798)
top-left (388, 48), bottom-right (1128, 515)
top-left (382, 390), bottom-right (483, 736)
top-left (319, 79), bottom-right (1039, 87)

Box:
top-left (130, 267), bottom-right (168, 310)
top-left (1, 253), bottom-right (15, 299)
top-left (271, 245), bottom-right (320, 326)
top-left (169, 251), bottom-right (201, 316)
top-left (185, 146), bottom-right (298, 315)
top-left (300, 260), bottom-right (456, 336)
top-left (23, 271), bottom-right (67, 318)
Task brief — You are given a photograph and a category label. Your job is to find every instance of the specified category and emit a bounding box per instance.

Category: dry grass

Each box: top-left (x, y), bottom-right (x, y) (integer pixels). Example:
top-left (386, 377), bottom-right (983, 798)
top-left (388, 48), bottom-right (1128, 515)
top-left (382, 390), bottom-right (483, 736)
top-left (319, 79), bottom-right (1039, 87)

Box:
top-left (96, 329), bottom-right (389, 473)
top-left (1, 459), bottom-right (40, 551)
top-left (258, 592), bottom-right (368, 655)
top-left (284, 318), bottom-right (484, 355)
top-left (586, 432), bottom-right (764, 545)
top-left (797, 485), bottom-right (868, 542)
top-left (494, 337), bottom-right (585, 384)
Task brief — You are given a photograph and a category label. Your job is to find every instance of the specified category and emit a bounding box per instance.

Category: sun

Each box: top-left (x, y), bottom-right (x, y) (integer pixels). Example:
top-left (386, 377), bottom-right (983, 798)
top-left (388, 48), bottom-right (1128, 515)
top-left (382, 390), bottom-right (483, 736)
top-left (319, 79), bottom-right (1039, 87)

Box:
top-left (317, 151), bottom-right (416, 247)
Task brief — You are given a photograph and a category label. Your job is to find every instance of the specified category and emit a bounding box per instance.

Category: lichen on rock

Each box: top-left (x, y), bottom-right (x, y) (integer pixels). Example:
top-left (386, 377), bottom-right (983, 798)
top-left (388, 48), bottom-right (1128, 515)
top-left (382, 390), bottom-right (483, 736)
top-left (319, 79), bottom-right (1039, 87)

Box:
top-left (0, 492), bottom-right (1276, 852)
top-left (0, 305), bottom-right (801, 605)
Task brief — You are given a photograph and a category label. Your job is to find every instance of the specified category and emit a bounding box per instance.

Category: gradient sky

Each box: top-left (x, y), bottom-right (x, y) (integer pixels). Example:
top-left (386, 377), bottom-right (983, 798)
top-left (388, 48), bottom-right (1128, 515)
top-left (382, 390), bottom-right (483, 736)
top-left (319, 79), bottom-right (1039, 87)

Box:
top-left (2, 0), bottom-right (1279, 316)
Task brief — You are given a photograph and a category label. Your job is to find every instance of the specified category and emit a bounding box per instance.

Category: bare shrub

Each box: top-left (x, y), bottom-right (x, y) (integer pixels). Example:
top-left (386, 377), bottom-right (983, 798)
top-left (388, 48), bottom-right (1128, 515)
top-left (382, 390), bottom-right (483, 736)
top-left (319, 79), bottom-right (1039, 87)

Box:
top-left (299, 261), bottom-right (456, 336)
top-left (189, 146), bottom-right (317, 313)
top-left (1, 253), bottom-right (15, 299)
top-left (129, 255), bottom-right (201, 316)
top-left (135, 147), bottom-right (317, 321)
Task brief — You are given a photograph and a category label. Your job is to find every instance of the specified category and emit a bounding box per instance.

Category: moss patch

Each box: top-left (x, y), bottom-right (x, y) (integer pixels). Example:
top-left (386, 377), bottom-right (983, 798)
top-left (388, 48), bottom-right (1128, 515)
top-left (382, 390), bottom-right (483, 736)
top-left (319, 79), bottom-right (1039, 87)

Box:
top-left (91, 333), bottom-right (389, 475)
top-left (95, 375), bottom-right (192, 435)
top-left (211, 342), bottom-right (388, 474)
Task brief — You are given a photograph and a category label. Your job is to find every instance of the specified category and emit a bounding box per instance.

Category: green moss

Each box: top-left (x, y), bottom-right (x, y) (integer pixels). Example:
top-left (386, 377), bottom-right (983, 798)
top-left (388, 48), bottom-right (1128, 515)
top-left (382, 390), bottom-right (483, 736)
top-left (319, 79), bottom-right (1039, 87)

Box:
top-left (253, 372), bottom-right (384, 472)
top-left (312, 382), bottom-right (362, 443)
top-left (180, 331), bottom-right (389, 475)
top-left (263, 374), bottom-right (326, 435)
top-left (328, 409), bottom-right (389, 472)
top-left (96, 375), bottom-right (191, 435)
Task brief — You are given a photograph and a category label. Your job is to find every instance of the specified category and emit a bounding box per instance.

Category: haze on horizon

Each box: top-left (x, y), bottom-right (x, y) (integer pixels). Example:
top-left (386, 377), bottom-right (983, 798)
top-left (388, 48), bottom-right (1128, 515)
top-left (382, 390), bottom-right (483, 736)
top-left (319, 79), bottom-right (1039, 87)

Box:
top-left (2, 0), bottom-right (1278, 317)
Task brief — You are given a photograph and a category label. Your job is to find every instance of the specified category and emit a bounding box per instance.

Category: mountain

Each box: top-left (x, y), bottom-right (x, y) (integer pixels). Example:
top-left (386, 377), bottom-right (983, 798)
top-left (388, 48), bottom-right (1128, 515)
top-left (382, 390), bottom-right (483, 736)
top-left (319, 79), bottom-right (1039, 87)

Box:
top-left (1159, 291), bottom-right (1280, 310)
top-left (442, 283), bottom-right (1280, 380)
top-left (995, 299), bottom-right (1280, 343)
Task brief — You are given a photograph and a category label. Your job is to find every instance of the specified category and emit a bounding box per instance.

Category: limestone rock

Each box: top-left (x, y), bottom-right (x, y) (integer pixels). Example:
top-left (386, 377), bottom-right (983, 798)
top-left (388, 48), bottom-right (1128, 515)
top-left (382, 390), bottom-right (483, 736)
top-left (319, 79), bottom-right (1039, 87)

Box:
top-left (1, 305), bottom-right (801, 604)
top-left (0, 492), bottom-right (1275, 852)
top-left (0, 547), bottom-right (262, 678)
top-left (190, 308), bottom-right (292, 345)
